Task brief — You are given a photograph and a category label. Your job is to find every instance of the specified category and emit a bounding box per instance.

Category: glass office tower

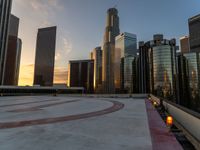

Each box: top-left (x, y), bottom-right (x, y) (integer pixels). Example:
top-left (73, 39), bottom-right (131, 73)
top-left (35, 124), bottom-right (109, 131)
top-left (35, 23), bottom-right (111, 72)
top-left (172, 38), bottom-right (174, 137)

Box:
top-left (152, 44), bottom-right (176, 99)
top-left (139, 35), bottom-right (177, 100)
top-left (124, 55), bottom-right (135, 93)
top-left (184, 52), bottom-right (200, 112)
top-left (102, 8), bottom-right (120, 93)
top-left (0, 0), bottom-right (12, 84)
top-left (115, 32), bottom-right (137, 92)
top-left (151, 36), bottom-right (177, 100)
top-left (34, 26), bottom-right (57, 86)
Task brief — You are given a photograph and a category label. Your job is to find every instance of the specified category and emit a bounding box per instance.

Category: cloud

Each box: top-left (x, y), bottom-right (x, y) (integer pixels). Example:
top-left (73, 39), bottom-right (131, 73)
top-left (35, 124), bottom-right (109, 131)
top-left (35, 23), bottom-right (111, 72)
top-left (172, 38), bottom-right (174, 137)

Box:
top-left (63, 37), bottom-right (72, 54)
top-left (55, 36), bottom-right (72, 64)
top-left (15, 0), bottom-right (63, 16)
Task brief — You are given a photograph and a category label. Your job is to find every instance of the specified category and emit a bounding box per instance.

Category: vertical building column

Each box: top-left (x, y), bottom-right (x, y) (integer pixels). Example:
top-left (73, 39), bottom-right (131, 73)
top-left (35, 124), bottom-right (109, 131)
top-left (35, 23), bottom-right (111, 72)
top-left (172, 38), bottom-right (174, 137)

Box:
top-left (0, 0), bottom-right (13, 85)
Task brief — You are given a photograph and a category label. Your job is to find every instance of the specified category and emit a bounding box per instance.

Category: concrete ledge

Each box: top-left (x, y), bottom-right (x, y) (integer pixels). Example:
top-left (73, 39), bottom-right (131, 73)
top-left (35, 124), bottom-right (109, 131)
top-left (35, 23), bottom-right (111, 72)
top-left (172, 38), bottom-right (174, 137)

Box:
top-left (150, 94), bottom-right (200, 150)
top-left (59, 94), bottom-right (148, 99)
top-left (145, 99), bottom-right (183, 150)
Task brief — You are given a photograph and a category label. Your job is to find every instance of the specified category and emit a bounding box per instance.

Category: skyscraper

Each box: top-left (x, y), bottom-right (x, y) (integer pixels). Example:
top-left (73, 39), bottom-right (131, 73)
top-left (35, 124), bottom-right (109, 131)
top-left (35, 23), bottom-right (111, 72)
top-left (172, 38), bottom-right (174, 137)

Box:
top-left (124, 55), bottom-right (136, 93)
top-left (139, 35), bottom-right (177, 100)
top-left (115, 32), bottom-right (137, 92)
top-left (189, 14), bottom-right (200, 52)
top-left (7, 14), bottom-right (19, 37)
top-left (34, 26), bottom-right (57, 86)
top-left (138, 41), bottom-right (151, 93)
top-left (0, 0), bottom-right (13, 84)
top-left (180, 36), bottom-right (190, 53)
top-left (115, 33), bottom-right (137, 58)
top-left (91, 47), bottom-right (102, 91)
top-left (3, 14), bottom-right (22, 85)
top-left (183, 52), bottom-right (200, 112)
top-left (177, 54), bottom-right (190, 107)
top-left (151, 35), bottom-right (177, 100)
top-left (68, 60), bottom-right (94, 93)
top-left (102, 8), bottom-right (120, 93)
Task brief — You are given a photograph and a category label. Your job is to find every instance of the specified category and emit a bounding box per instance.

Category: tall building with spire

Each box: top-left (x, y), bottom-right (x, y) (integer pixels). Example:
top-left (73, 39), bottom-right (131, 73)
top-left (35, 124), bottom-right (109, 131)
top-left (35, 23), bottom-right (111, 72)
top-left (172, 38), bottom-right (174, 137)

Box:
top-left (102, 8), bottom-right (120, 93)
top-left (0, 0), bottom-right (13, 84)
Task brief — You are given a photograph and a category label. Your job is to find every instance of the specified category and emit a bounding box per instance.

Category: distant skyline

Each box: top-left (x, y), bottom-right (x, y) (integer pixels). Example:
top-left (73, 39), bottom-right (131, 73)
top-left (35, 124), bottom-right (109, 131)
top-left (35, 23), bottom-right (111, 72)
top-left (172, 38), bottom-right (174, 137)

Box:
top-left (12, 0), bottom-right (200, 85)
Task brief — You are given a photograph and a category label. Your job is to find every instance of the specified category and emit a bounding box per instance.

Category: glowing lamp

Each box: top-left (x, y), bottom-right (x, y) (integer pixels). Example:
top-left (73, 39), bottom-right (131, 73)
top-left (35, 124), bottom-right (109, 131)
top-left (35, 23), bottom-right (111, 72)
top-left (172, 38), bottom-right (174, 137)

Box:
top-left (166, 116), bottom-right (173, 127)
top-left (153, 101), bottom-right (157, 106)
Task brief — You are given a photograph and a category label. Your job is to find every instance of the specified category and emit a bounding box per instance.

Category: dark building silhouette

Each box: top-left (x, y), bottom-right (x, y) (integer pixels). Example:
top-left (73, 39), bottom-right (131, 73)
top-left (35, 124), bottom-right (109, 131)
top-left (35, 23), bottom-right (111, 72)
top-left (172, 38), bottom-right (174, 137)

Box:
top-left (3, 14), bottom-right (22, 85)
top-left (138, 41), bottom-right (151, 93)
top-left (183, 52), bottom-right (200, 112)
top-left (34, 26), bottom-right (57, 86)
top-left (189, 14), bottom-right (200, 52)
top-left (8, 14), bottom-right (19, 37)
top-left (68, 60), bottom-right (94, 93)
top-left (120, 57), bottom-right (124, 91)
top-left (0, 0), bottom-right (13, 84)
top-left (177, 54), bottom-right (190, 107)
top-left (102, 8), bottom-right (120, 93)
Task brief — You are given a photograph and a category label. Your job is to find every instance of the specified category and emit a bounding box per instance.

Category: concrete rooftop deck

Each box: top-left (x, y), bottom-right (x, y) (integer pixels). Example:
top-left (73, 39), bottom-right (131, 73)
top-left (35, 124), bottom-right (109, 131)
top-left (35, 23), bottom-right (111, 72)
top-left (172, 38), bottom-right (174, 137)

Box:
top-left (0, 95), bottom-right (182, 150)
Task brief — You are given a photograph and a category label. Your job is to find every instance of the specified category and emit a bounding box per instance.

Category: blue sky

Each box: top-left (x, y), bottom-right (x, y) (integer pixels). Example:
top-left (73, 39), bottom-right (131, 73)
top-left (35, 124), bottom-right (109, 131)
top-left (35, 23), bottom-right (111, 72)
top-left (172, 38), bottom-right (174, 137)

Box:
top-left (12, 0), bottom-right (200, 85)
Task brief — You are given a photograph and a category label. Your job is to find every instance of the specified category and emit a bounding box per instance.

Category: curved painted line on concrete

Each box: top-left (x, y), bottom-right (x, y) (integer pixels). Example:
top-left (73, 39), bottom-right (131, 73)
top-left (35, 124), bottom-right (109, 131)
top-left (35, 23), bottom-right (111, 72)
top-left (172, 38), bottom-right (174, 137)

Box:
top-left (0, 100), bottom-right (124, 129)
top-left (0, 98), bottom-right (61, 108)
top-left (8, 99), bottom-right (80, 113)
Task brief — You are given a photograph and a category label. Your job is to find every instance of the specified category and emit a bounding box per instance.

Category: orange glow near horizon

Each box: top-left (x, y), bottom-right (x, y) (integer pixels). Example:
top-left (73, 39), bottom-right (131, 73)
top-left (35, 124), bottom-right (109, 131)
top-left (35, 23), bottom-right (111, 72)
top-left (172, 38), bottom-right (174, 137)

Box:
top-left (18, 64), bottom-right (68, 86)
top-left (18, 64), bottom-right (34, 86)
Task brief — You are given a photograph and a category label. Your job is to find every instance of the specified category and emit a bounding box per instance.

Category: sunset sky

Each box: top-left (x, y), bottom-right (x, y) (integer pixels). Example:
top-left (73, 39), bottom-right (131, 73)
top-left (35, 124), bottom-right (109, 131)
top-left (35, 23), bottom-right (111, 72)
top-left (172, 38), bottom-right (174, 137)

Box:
top-left (11, 0), bottom-right (200, 86)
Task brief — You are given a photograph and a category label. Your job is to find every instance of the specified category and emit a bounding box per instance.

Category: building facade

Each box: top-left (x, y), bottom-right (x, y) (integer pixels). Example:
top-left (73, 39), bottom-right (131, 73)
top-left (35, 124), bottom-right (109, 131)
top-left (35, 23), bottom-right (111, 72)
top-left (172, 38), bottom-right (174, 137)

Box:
top-left (138, 41), bottom-right (151, 93)
top-left (3, 14), bottom-right (21, 85)
top-left (138, 35), bottom-right (177, 101)
top-left (177, 54), bottom-right (190, 107)
top-left (68, 60), bottom-right (94, 93)
top-left (189, 14), bottom-right (200, 52)
top-left (180, 36), bottom-right (190, 53)
top-left (184, 52), bottom-right (200, 112)
top-left (0, 0), bottom-right (13, 84)
top-left (151, 41), bottom-right (176, 100)
top-left (115, 32), bottom-right (137, 92)
top-left (91, 47), bottom-right (102, 91)
top-left (123, 55), bottom-right (137, 93)
top-left (102, 8), bottom-right (120, 93)
top-left (115, 32), bottom-right (137, 58)
top-left (4, 37), bottom-right (22, 85)
top-left (114, 32), bottom-right (137, 93)
top-left (34, 26), bottom-right (57, 86)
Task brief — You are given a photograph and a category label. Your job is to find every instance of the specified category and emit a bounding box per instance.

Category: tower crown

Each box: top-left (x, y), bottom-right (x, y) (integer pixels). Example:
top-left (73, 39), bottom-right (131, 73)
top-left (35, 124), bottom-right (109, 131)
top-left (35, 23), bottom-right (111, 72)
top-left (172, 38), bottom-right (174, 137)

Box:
top-left (107, 8), bottom-right (118, 15)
